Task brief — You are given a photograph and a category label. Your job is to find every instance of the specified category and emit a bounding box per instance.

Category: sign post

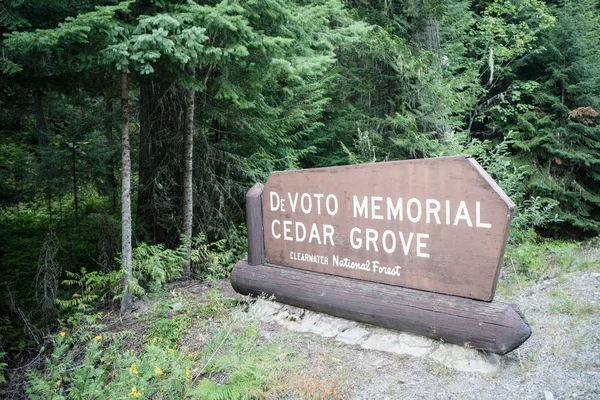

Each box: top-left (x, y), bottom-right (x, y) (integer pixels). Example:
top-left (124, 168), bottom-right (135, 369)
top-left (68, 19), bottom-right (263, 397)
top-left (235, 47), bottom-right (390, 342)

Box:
top-left (232, 156), bottom-right (531, 354)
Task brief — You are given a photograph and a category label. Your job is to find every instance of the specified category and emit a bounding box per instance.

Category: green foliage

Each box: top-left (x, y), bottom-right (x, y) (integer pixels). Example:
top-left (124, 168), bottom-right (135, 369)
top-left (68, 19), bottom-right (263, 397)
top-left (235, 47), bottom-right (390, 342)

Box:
top-left (54, 240), bottom-right (186, 337)
top-left (23, 303), bottom-right (313, 399)
top-left (194, 320), bottom-right (293, 399)
top-left (0, 139), bottom-right (37, 205)
top-left (469, 136), bottom-right (559, 241)
top-left (2, 2), bottom-right (600, 388)
top-left (57, 268), bottom-right (120, 322)
top-left (549, 290), bottom-right (596, 316)
top-left (193, 286), bottom-right (237, 320)
top-left (505, 238), bottom-right (599, 287)
top-left (0, 355), bottom-right (6, 385)
top-left (0, 321), bottom-right (7, 383)
top-left (145, 315), bottom-right (190, 347)
top-left (484, 0), bottom-right (600, 236)
top-left (190, 225), bottom-right (247, 279)
top-left (0, 212), bottom-right (48, 311)
top-left (131, 242), bottom-right (185, 294)
top-left (25, 332), bottom-right (194, 400)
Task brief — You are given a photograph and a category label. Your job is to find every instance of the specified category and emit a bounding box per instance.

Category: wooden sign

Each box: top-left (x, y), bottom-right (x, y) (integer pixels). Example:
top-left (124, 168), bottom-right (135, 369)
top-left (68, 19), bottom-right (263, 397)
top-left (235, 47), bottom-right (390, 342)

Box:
top-left (234, 156), bottom-right (531, 354)
top-left (260, 156), bottom-right (514, 301)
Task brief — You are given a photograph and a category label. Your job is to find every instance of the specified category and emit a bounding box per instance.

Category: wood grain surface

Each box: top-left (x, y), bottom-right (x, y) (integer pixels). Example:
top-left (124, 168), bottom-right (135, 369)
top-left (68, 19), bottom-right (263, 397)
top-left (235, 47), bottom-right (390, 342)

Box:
top-left (260, 156), bottom-right (514, 301)
top-left (231, 260), bottom-right (531, 354)
top-left (246, 183), bottom-right (264, 265)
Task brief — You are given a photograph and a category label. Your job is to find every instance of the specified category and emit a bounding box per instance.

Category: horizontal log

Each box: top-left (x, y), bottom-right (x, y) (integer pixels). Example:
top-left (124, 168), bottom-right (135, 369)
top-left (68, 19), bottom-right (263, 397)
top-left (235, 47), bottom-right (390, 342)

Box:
top-left (231, 260), bottom-right (531, 354)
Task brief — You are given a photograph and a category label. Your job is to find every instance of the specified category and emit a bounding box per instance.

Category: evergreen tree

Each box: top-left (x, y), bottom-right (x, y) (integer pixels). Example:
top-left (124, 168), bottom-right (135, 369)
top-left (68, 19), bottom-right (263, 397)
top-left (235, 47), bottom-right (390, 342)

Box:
top-left (130, 0), bottom-right (368, 244)
top-left (507, 0), bottom-right (600, 235)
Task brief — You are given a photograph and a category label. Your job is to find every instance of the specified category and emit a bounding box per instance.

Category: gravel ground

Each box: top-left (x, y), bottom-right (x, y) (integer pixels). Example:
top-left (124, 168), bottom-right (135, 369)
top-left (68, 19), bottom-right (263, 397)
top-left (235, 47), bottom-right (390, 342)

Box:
top-left (3, 264), bottom-right (596, 399)
top-left (222, 267), bottom-right (600, 399)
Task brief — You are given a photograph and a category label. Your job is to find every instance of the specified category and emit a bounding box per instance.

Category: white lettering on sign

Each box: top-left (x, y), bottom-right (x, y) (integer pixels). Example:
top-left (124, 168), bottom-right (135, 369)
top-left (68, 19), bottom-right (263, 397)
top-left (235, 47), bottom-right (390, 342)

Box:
top-left (476, 202), bottom-right (492, 228)
top-left (332, 255), bottom-right (371, 271)
top-left (351, 196), bottom-right (491, 228)
top-left (261, 157), bottom-right (515, 301)
top-left (271, 219), bottom-right (335, 246)
top-left (272, 191), bottom-right (340, 216)
top-left (426, 199), bottom-right (441, 224)
top-left (454, 201), bottom-right (472, 227)
top-left (268, 192), bottom-right (492, 262)
top-left (329, 255), bottom-right (401, 278)
top-left (387, 197), bottom-right (403, 221)
top-left (372, 261), bottom-right (402, 277)
top-left (353, 195), bottom-right (367, 218)
top-left (349, 227), bottom-right (430, 258)
top-left (326, 194), bottom-right (338, 216)
top-left (290, 251), bottom-right (329, 265)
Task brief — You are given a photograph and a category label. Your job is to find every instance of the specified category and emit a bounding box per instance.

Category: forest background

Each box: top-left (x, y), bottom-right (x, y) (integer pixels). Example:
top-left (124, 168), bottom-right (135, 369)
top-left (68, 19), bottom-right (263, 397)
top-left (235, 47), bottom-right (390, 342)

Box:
top-left (0, 0), bottom-right (599, 397)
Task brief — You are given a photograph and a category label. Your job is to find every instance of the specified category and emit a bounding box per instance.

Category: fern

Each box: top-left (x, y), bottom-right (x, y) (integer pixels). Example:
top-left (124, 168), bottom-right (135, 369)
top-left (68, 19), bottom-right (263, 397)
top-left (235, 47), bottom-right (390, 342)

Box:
top-left (132, 242), bottom-right (185, 292)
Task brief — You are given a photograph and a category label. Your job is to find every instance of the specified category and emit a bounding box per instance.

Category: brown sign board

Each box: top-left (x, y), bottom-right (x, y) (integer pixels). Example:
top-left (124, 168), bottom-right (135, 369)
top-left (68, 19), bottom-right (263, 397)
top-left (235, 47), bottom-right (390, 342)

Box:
top-left (260, 156), bottom-right (515, 301)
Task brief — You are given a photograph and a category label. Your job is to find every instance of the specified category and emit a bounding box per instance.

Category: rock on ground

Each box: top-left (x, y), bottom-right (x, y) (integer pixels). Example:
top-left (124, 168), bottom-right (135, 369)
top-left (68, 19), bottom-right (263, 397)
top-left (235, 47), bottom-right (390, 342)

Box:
top-left (237, 267), bottom-right (599, 399)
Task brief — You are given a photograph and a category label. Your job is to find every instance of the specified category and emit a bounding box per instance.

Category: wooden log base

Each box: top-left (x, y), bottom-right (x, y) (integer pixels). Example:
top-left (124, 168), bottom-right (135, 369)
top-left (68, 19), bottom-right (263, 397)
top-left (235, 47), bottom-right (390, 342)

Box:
top-left (231, 260), bottom-right (531, 354)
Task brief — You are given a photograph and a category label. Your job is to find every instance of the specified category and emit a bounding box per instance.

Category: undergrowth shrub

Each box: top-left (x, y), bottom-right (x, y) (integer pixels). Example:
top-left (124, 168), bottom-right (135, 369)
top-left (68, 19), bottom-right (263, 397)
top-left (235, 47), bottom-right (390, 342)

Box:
top-left (194, 286), bottom-right (238, 320)
top-left (24, 270), bottom-right (348, 399)
top-left (0, 351), bottom-right (6, 385)
top-left (56, 268), bottom-right (119, 338)
top-left (24, 310), bottom-right (330, 399)
top-left (191, 224), bottom-right (247, 279)
top-left (469, 137), bottom-right (559, 243)
top-left (193, 313), bottom-right (343, 399)
top-left (131, 243), bottom-right (185, 294)
top-left (55, 241), bottom-right (187, 338)
top-left (504, 239), bottom-right (594, 285)
top-left (146, 315), bottom-right (190, 347)
top-left (25, 332), bottom-right (193, 399)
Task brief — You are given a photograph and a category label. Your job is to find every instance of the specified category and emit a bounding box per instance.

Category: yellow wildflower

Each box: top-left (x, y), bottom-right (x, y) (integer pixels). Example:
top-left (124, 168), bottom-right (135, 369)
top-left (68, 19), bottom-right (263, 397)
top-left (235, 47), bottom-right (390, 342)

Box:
top-left (168, 348), bottom-right (175, 354)
top-left (128, 363), bottom-right (138, 375)
top-left (129, 386), bottom-right (142, 398)
top-left (59, 332), bottom-right (66, 337)
top-left (155, 366), bottom-right (163, 376)
top-left (94, 335), bottom-right (102, 341)
top-left (56, 379), bottom-right (62, 386)
top-left (185, 367), bottom-right (191, 382)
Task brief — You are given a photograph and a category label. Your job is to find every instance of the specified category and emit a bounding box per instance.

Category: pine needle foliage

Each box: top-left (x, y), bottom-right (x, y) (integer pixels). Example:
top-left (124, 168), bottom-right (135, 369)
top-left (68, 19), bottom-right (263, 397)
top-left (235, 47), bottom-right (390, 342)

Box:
top-left (502, 0), bottom-right (600, 235)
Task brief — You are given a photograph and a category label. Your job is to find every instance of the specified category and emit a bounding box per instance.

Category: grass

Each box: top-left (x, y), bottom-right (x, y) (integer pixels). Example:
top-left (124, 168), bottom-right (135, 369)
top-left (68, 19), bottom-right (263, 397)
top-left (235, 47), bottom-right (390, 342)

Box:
top-left (193, 285), bottom-right (238, 320)
top-left (516, 346), bottom-right (542, 382)
top-left (548, 292), bottom-right (596, 316)
top-left (501, 238), bottom-right (600, 295)
top-left (426, 360), bottom-right (455, 377)
top-left (24, 282), bottom-right (346, 399)
top-left (146, 314), bottom-right (191, 346)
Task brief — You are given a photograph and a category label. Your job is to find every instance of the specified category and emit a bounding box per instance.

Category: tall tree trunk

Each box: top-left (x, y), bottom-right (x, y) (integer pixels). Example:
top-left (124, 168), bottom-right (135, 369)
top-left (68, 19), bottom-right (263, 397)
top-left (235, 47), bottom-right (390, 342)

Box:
top-left (34, 89), bottom-right (49, 149)
top-left (34, 89), bottom-right (52, 222)
top-left (71, 143), bottom-right (78, 225)
top-left (182, 69), bottom-right (195, 279)
top-left (120, 71), bottom-right (133, 313)
top-left (137, 77), bottom-right (171, 245)
top-left (137, 78), bottom-right (154, 242)
top-left (137, 77), bottom-right (184, 247)
top-left (105, 93), bottom-right (117, 213)
top-left (419, 18), bottom-right (449, 140)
